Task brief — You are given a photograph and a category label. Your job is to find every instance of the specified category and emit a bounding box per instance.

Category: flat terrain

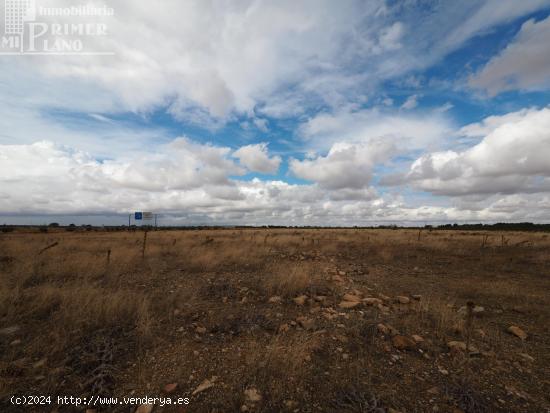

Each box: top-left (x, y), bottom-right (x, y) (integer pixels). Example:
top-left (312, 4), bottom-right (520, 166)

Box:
top-left (0, 228), bottom-right (549, 412)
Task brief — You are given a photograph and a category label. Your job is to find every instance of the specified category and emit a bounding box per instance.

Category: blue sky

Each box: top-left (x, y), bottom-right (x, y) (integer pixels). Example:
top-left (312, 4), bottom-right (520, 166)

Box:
top-left (1, 0), bottom-right (550, 225)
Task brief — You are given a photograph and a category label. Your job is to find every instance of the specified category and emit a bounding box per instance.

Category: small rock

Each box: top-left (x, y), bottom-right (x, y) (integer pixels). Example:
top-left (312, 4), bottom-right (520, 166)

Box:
top-left (338, 270), bottom-right (346, 276)
top-left (285, 400), bottom-right (297, 409)
top-left (378, 293), bottom-right (391, 301)
top-left (377, 323), bottom-right (390, 335)
top-left (427, 386), bottom-right (439, 395)
top-left (331, 275), bottom-right (345, 283)
top-left (195, 326), bottom-right (207, 334)
top-left (296, 316), bottom-right (315, 331)
top-left (518, 353), bottom-right (534, 362)
top-left (411, 334), bottom-right (424, 343)
top-left (10, 339), bottom-right (21, 346)
top-left (396, 296), bottom-right (410, 304)
top-left (392, 335), bottom-right (416, 350)
top-left (135, 405), bottom-right (153, 413)
top-left (447, 341), bottom-right (466, 352)
top-left (363, 297), bottom-right (383, 306)
top-left (473, 305), bottom-right (484, 316)
top-left (244, 387), bottom-right (262, 402)
top-left (338, 300), bottom-right (360, 309)
top-left (507, 326), bottom-right (527, 340)
top-left (342, 293), bottom-right (361, 302)
top-left (163, 383), bottom-right (178, 393)
top-left (293, 295), bottom-right (308, 306)
top-left (33, 358), bottom-right (47, 369)
top-left (268, 296), bottom-right (282, 304)
top-left (0, 326), bottom-right (20, 336)
top-left (412, 294), bottom-right (422, 300)
top-left (278, 323), bottom-right (290, 333)
top-left (314, 295), bottom-right (327, 302)
top-left (192, 378), bottom-right (215, 395)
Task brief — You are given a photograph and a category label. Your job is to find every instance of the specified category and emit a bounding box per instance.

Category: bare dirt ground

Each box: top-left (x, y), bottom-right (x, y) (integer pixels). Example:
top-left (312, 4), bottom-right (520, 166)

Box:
top-left (0, 228), bottom-right (549, 413)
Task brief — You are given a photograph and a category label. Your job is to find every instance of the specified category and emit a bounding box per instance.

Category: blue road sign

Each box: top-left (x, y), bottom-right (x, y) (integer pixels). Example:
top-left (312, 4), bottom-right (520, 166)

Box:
top-left (135, 212), bottom-right (143, 220)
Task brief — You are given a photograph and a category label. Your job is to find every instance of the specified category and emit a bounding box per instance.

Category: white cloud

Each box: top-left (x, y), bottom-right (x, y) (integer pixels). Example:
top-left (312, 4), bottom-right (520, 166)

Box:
top-left (401, 95), bottom-right (419, 110)
top-left (1, 1), bottom-right (545, 129)
top-left (289, 141), bottom-right (394, 190)
top-left (2, 139), bottom-right (550, 224)
top-left (470, 15), bottom-right (550, 95)
top-left (233, 143), bottom-right (281, 174)
top-left (396, 107), bottom-right (550, 196)
top-left (299, 108), bottom-right (453, 153)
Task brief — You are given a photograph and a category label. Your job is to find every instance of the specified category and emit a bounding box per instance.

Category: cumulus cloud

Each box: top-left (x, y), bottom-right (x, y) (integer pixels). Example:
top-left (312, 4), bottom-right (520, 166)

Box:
top-left (233, 143), bottom-right (281, 174)
top-left (470, 15), bottom-right (550, 95)
top-left (289, 141), bottom-right (395, 190)
top-left (393, 107), bottom-right (550, 196)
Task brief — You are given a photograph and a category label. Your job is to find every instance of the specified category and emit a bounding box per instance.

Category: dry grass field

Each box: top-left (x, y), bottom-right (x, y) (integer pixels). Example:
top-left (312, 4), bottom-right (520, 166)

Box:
top-left (0, 228), bottom-right (549, 412)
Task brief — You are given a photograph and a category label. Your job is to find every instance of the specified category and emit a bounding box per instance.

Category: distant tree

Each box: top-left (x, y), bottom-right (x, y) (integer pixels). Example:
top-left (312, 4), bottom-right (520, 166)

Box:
top-left (48, 222), bottom-right (60, 227)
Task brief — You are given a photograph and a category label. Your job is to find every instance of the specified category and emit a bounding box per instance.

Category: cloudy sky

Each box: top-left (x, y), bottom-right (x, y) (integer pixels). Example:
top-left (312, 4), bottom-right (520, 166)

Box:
top-left (1, 0), bottom-right (550, 226)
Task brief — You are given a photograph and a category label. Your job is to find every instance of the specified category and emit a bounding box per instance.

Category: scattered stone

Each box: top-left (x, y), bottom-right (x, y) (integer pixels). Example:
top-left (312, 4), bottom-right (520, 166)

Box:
top-left (377, 323), bottom-right (390, 335)
top-left (10, 339), bottom-right (21, 346)
top-left (163, 383), bottom-right (178, 393)
top-left (508, 326), bottom-right (527, 340)
top-left (412, 294), bottom-right (422, 300)
top-left (0, 326), bottom-right (20, 335)
top-left (363, 297), bottom-right (383, 306)
top-left (505, 384), bottom-right (530, 401)
top-left (378, 293), bottom-right (391, 301)
top-left (427, 386), bottom-right (439, 395)
top-left (268, 296), bottom-right (282, 304)
top-left (447, 341), bottom-right (466, 352)
top-left (296, 316), bottom-right (315, 331)
top-left (195, 326), bottom-right (207, 334)
top-left (518, 353), bottom-right (534, 362)
top-left (396, 296), bottom-right (410, 304)
top-left (293, 295), bottom-right (308, 306)
top-left (314, 295), bottom-right (327, 302)
top-left (244, 387), bottom-right (262, 403)
top-left (32, 358), bottom-right (47, 369)
top-left (342, 293), bottom-right (361, 302)
top-left (392, 335), bottom-right (416, 350)
top-left (192, 378), bottom-right (215, 395)
top-left (135, 404), bottom-right (153, 413)
top-left (278, 323), bottom-right (290, 333)
top-left (338, 300), bottom-right (360, 309)
top-left (331, 275), bottom-right (345, 283)
top-left (473, 305), bottom-right (485, 316)
top-left (338, 270), bottom-right (346, 276)
top-left (411, 334), bottom-right (424, 343)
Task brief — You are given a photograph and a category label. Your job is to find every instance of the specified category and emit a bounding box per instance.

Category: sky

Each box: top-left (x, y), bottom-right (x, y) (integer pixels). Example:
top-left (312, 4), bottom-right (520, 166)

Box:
top-left (1, 0), bottom-right (550, 226)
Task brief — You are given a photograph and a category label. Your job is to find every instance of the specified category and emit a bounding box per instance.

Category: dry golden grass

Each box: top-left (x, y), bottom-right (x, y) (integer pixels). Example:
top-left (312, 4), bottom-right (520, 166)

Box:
top-left (0, 228), bottom-right (549, 412)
